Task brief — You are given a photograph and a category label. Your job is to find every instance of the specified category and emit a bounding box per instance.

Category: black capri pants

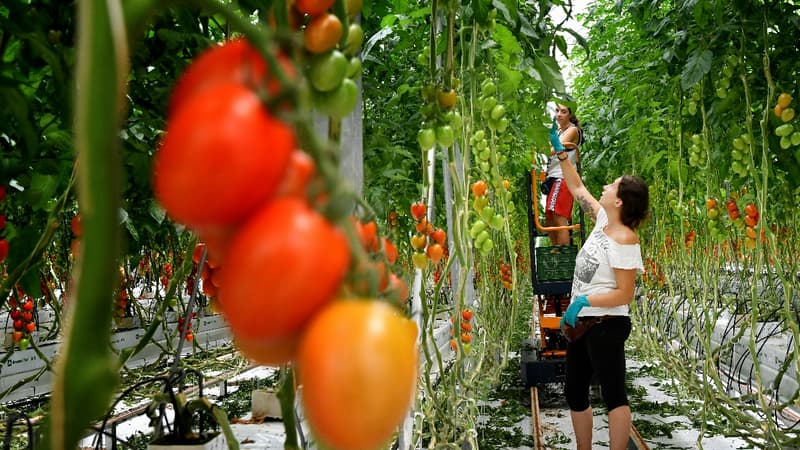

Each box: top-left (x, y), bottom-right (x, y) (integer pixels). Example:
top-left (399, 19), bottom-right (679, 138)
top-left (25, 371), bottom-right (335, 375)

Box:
top-left (564, 316), bottom-right (632, 412)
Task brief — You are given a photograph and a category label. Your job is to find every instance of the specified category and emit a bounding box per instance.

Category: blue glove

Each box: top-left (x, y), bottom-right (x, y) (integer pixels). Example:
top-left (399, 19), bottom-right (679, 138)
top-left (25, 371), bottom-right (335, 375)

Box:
top-left (549, 119), bottom-right (565, 153)
top-left (559, 295), bottom-right (591, 327)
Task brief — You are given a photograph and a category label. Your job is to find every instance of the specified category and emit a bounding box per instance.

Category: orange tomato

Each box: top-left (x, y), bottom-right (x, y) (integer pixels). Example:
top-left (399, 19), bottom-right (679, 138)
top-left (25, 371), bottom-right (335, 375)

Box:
top-left (235, 334), bottom-right (300, 366)
top-left (471, 180), bottom-right (488, 197)
top-left (298, 300), bottom-right (418, 450)
top-left (304, 13), bottom-right (343, 54)
top-left (705, 198), bottom-right (717, 210)
top-left (382, 237), bottom-right (398, 265)
top-left (218, 198), bottom-right (350, 343)
top-left (778, 92), bottom-right (793, 109)
top-left (426, 243), bottom-right (444, 264)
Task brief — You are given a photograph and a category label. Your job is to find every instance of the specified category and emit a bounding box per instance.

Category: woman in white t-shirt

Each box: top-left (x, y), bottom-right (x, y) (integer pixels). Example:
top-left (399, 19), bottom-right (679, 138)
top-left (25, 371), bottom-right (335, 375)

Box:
top-left (549, 121), bottom-right (649, 450)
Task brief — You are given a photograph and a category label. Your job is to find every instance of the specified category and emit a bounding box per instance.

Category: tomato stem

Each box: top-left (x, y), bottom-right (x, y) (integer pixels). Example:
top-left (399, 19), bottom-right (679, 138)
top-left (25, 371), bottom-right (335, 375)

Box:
top-left (277, 366), bottom-right (301, 450)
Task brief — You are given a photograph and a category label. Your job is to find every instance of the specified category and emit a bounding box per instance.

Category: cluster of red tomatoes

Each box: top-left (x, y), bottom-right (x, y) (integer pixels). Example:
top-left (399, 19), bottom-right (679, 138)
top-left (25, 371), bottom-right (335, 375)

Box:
top-left (153, 33), bottom-right (418, 450)
top-left (0, 186), bottom-right (9, 264)
top-left (8, 288), bottom-right (36, 351)
top-left (499, 262), bottom-right (512, 290)
top-left (115, 268), bottom-right (131, 319)
top-left (449, 309), bottom-right (474, 354)
top-left (177, 312), bottom-right (198, 343)
top-left (408, 202), bottom-right (447, 271)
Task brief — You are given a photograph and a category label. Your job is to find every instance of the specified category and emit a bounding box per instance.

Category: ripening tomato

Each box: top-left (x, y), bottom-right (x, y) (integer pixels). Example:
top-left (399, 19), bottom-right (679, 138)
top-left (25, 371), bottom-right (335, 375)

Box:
top-left (168, 39), bottom-right (295, 116)
top-left (218, 198), bottom-right (350, 345)
top-left (778, 92), bottom-right (793, 109)
top-left (438, 89), bottom-right (457, 109)
top-left (297, 300), bottom-right (418, 450)
top-left (426, 243), bottom-right (444, 264)
top-left (705, 198), bottom-right (717, 210)
top-left (471, 180), bottom-right (488, 197)
top-left (154, 83), bottom-right (296, 228)
top-left (304, 13), bottom-right (343, 54)
top-left (295, 0), bottom-right (335, 16)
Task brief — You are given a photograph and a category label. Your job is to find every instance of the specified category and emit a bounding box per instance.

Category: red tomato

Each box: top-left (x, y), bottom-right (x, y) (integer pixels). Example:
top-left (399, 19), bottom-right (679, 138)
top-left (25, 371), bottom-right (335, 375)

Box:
top-left (0, 186), bottom-right (5, 202)
top-left (295, 0), bottom-right (335, 16)
top-left (0, 214), bottom-right (6, 230)
top-left (359, 220), bottom-right (379, 252)
top-left (410, 202), bottom-right (426, 221)
top-left (385, 273), bottom-right (409, 304)
top-left (218, 198), bottom-right (350, 343)
top-left (154, 83), bottom-right (295, 228)
top-left (382, 237), bottom-right (398, 265)
top-left (429, 228), bottom-right (446, 246)
top-left (0, 239), bottom-right (8, 263)
top-left (744, 203), bottom-right (758, 218)
top-left (297, 300), bottom-right (418, 450)
top-left (304, 13), bottom-right (343, 54)
top-left (70, 214), bottom-right (81, 236)
top-left (461, 309), bottom-right (474, 321)
top-left (276, 150), bottom-right (316, 198)
top-left (168, 38), bottom-right (294, 116)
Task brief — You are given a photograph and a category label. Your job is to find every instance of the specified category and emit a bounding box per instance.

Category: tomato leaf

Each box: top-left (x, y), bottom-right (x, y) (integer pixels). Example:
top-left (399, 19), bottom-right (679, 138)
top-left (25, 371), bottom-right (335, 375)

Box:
top-left (681, 48), bottom-right (713, 90)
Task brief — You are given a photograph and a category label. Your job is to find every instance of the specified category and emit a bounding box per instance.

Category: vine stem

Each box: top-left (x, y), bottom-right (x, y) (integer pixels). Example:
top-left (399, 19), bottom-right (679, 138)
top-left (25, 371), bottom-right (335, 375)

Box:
top-left (46, 0), bottom-right (127, 448)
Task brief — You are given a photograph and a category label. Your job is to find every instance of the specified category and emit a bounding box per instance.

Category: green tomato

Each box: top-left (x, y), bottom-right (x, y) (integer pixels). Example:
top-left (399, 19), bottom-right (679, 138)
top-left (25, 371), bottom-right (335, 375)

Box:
top-left (315, 78), bottom-right (359, 118)
top-left (475, 230), bottom-right (489, 246)
top-left (691, 134), bottom-right (702, 145)
top-left (343, 23), bottom-right (364, 56)
top-left (436, 125), bottom-right (455, 147)
top-left (479, 162), bottom-right (491, 173)
top-left (346, 57), bottom-right (362, 79)
top-left (418, 128), bottom-right (436, 150)
top-left (309, 50), bottom-right (348, 92)
top-left (472, 196), bottom-right (489, 212)
top-left (449, 111), bottom-right (463, 129)
top-left (479, 238), bottom-right (494, 254)
top-left (18, 338), bottom-right (29, 350)
top-left (776, 124), bottom-right (794, 137)
top-left (780, 136), bottom-right (792, 150)
top-left (474, 130), bottom-right (486, 141)
top-left (495, 117), bottom-right (509, 133)
top-left (791, 131), bottom-right (800, 146)
top-left (481, 80), bottom-right (495, 97)
top-left (469, 220), bottom-right (487, 239)
top-left (480, 206), bottom-right (495, 222)
top-left (479, 149), bottom-right (491, 161)
top-left (481, 96), bottom-right (497, 113)
top-left (490, 104), bottom-right (506, 120)
top-left (732, 137), bottom-right (745, 150)
top-left (488, 214), bottom-right (504, 230)
top-left (781, 107), bottom-right (795, 123)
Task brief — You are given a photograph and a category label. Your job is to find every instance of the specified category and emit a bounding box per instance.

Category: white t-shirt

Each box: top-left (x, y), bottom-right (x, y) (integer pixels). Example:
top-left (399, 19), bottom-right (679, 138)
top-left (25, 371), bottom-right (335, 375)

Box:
top-left (545, 125), bottom-right (580, 178)
top-left (571, 208), bottom-right (644, 317)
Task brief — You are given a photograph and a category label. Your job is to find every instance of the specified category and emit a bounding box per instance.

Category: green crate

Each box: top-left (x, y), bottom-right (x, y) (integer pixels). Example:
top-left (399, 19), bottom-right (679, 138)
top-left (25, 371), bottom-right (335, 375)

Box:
top-left (535, 245), bottom-right (578, 281)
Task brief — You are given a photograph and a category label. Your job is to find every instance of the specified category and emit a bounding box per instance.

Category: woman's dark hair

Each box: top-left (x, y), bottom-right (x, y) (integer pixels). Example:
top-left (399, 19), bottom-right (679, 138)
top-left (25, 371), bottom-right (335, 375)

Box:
top-left (561, 105), bottom-right (585, 145)
top-left (618, 175), bottom-right (649, 230)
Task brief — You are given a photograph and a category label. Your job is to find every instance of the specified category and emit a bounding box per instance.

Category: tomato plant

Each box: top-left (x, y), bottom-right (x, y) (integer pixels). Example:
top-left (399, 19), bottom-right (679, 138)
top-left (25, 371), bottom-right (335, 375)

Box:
top-left (217, 197), bottom-right (350, 353)
top-left (153, 83), bottom-right (296, 228)
top-left (297, 300), bottom-right (418, 450)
